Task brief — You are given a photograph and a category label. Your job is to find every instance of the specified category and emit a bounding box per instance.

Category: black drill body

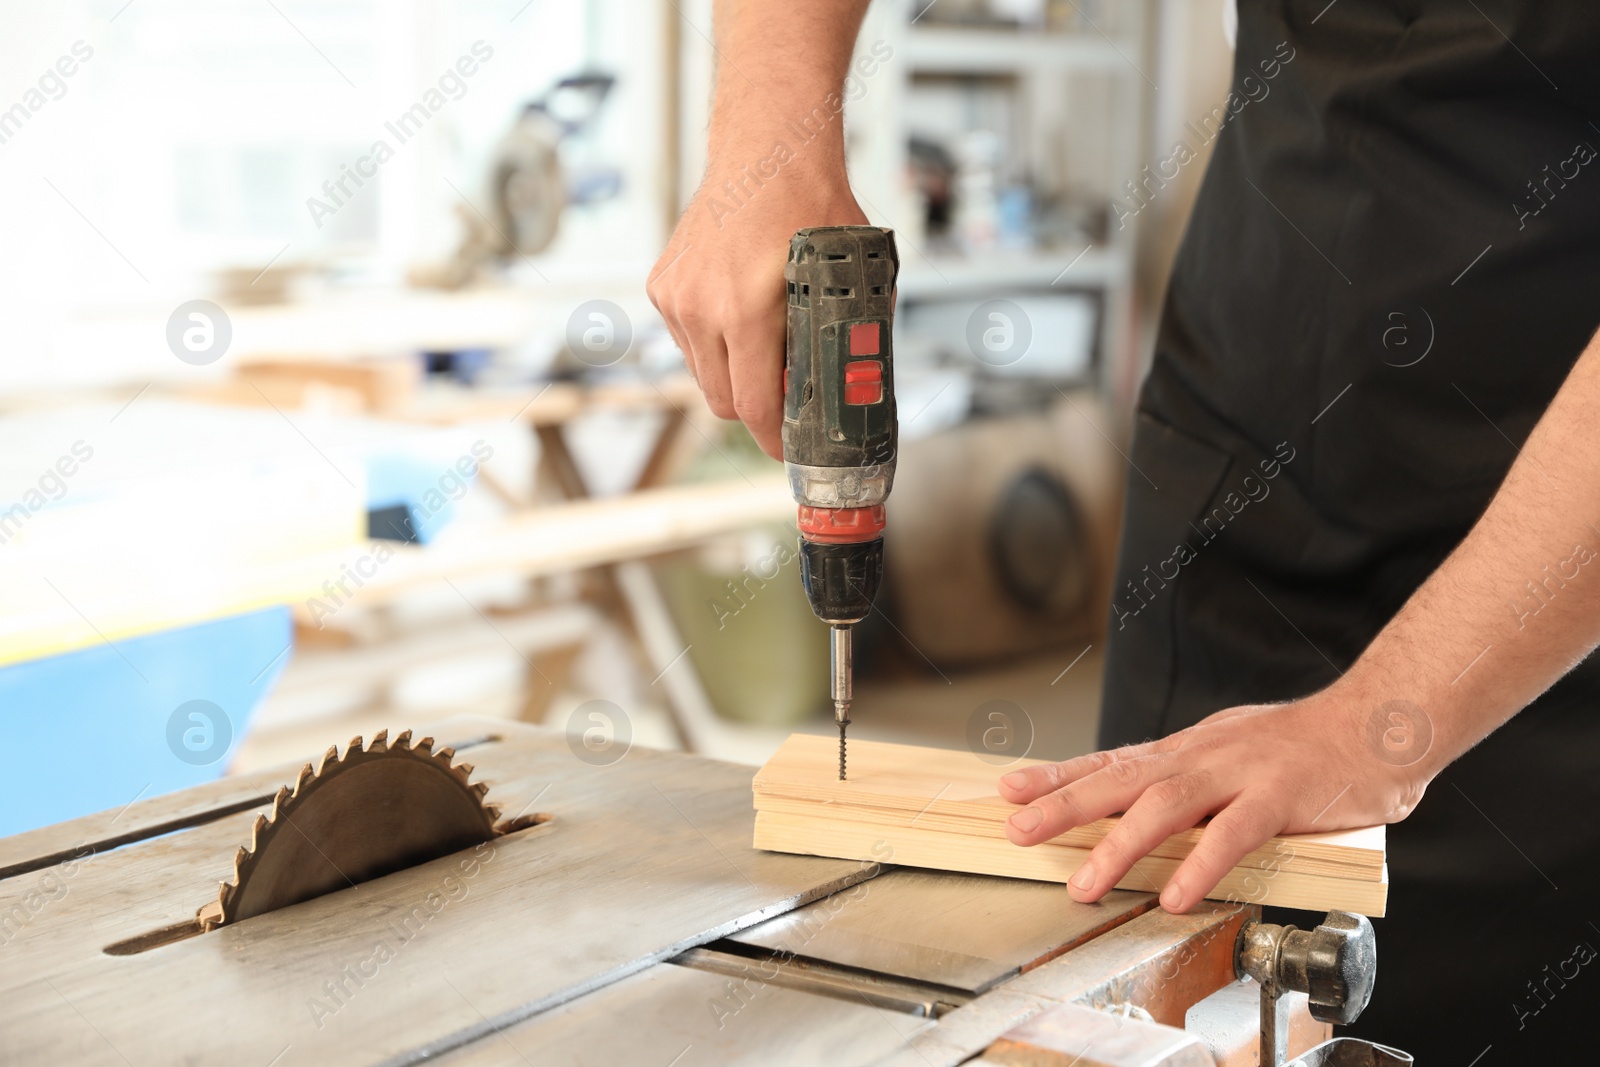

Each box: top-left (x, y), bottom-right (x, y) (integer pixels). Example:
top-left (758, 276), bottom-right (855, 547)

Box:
top-left (781, 226), bottom-right (898, 778)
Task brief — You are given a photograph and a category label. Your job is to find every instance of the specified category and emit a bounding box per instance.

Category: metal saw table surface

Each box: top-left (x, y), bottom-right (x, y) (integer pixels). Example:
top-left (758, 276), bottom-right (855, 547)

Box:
top-left (0, 719), bottom-right (1279, 1066)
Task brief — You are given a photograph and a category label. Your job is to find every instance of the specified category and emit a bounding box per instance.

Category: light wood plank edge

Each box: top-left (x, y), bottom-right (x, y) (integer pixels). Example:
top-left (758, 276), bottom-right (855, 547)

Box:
top-left (753, 735), bottom-right (1386, 870)
top-left (752, 795), bottom-right (1385, 883)
top-left (353, 475), bottom-right (794, 605)
top-left (753, 811), bottom-right (1388, 917)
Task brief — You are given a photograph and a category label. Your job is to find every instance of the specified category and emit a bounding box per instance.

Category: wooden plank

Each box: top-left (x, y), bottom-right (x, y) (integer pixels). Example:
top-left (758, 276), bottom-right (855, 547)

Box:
top-left (400, 374), bottom-right (708, 429)
top-left (752, 794), bottom-right (1383, 882)
top-left (0, 466), bottom-right (786, 669)
top-left (343, 474), bottom-right (793, 607)
top-left (754, 735), bottom-right (1384, 875)
top-left (752, 735), bottom-right (1387, 916)
top-left (754, 811), bottom-right (1387, 916)
top-left (235, 356), bottom-right (421, 414)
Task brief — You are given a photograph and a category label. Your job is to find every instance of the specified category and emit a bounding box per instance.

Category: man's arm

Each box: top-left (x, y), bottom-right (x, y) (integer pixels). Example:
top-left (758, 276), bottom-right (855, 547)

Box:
top-left (647, 0), bottom-right (871, 459)
top-left (1001, 327), bottom-right (1600, 912)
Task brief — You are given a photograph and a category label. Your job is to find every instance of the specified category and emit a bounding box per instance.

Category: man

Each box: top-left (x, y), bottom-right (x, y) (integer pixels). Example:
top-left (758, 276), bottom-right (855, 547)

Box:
top-left (649, 2), bottom-right (1600, 1057)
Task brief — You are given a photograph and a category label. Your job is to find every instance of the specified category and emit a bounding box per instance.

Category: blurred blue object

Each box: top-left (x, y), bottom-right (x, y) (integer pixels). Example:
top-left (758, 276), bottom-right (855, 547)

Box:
top-left (0, 607), bottom-right (291, 839)
top-left (363, 441), bottom-right (484, 545)
top-left (998, 184), bottom-right (1035, 249)
top-left (423, 348), bottom-right (492, 384)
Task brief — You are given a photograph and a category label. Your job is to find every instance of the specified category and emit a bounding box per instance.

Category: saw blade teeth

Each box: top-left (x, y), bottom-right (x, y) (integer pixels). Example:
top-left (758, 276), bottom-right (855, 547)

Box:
top-left (203, 726), bottom-right (500, 933)
top-left (216, 881), bottom-right (237, 926)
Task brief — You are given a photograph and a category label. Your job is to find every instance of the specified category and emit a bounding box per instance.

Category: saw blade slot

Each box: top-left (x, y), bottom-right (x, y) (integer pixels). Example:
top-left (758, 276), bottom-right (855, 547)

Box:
top-left (102, 918), bottom-right (207, 956)
top-left (676, 942), bottom-right (971, 1019)
top-left (494, 811), bottom-right (554, 835)
top-left (102, 812), bottom-right (555, 957)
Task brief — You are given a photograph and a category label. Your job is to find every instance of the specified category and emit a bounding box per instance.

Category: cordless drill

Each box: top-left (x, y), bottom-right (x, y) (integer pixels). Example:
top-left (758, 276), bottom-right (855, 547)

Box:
top-left (782, 226), bottom-right (898, 780)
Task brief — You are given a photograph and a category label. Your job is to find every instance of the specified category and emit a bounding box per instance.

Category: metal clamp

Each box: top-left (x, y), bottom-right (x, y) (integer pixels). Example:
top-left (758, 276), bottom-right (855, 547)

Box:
top-left (1235, 911), bottom-right (1412, 1067)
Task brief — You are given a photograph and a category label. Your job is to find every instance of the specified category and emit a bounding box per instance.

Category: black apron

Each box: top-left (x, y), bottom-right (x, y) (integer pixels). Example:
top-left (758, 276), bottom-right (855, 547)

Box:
top-left (1101, 2), bottom-right (1600, 1058)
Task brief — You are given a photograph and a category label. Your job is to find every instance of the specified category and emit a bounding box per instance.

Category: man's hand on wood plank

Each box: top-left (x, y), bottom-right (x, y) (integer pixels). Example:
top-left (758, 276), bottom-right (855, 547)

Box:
top-left (996, 699), bottom-right (1426, 912)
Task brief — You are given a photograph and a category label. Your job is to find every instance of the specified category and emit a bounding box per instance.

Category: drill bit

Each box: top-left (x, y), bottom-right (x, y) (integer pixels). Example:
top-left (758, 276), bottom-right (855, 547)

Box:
top-left (832, 625), bottom-right (853, 781)
top-left (836, 708), bottom-right (850, 780)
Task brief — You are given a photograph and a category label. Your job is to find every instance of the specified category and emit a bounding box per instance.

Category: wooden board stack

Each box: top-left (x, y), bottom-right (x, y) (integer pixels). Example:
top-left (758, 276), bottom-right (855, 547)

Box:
top-left (753, 734), bottom-right (1388, 916)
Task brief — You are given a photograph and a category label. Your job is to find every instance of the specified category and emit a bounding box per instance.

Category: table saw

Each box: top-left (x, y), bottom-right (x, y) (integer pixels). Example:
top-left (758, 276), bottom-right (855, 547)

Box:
top-left (0, 719), bottom-right (1410, 1065)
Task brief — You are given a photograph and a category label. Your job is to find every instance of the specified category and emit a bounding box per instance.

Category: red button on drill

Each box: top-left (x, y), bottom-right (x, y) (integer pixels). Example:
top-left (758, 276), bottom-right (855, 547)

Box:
top-left (844, 360), bottom-right (883, 405)
top-left (849, 322), bottom-right (879, 356)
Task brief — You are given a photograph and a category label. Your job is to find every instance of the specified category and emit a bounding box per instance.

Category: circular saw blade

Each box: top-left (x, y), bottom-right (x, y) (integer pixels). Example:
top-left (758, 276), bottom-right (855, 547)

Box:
top-left (200, 729), bottom-right (501, 931)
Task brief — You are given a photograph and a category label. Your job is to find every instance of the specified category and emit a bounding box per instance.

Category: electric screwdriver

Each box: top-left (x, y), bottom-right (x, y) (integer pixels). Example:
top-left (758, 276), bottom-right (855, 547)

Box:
top-left (781, 226), bottom-right (898, 780)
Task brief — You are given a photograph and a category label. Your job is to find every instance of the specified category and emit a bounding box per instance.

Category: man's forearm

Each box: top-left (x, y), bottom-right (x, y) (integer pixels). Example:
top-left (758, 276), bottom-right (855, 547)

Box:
top-left (1336, 326), bottom-right (1600, 780)
top-left (648, 1), bottom-right (871, 457)
top-left (707, 1), bottom-right (868, 169)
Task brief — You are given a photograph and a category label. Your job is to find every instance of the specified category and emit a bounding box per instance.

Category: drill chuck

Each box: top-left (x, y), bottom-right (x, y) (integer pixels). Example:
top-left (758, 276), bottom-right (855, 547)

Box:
top-left (798, 538), bottom-right (883, 625)
top-left (796, 503), bottom-right (885, 624)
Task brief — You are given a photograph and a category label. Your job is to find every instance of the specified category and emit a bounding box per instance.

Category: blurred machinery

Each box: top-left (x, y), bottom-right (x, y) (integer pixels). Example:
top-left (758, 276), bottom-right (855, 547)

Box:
top-left (880, 393), bottom-right (1122, 667)
top-left (430, 73), bottom-right (620, 288)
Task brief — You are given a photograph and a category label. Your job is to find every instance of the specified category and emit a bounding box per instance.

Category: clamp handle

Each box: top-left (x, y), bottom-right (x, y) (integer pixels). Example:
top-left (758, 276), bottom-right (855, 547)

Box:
top-left (1238, 909), bottom-right (1389, 1066)
top-left (1236, 910), bottom-right (1377, 1025)
top-left (1297, 911), bottom-right (1378, 1025)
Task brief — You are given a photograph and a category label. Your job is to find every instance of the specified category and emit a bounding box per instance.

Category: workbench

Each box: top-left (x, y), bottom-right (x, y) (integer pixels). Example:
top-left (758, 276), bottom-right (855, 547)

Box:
top-left (0, 718), bottom-right (1375, 1066)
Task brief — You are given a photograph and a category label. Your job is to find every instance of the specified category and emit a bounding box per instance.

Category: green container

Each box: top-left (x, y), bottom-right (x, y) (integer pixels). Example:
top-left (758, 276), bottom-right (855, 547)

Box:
top-left (655, 526), bottom-right (829, 727)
